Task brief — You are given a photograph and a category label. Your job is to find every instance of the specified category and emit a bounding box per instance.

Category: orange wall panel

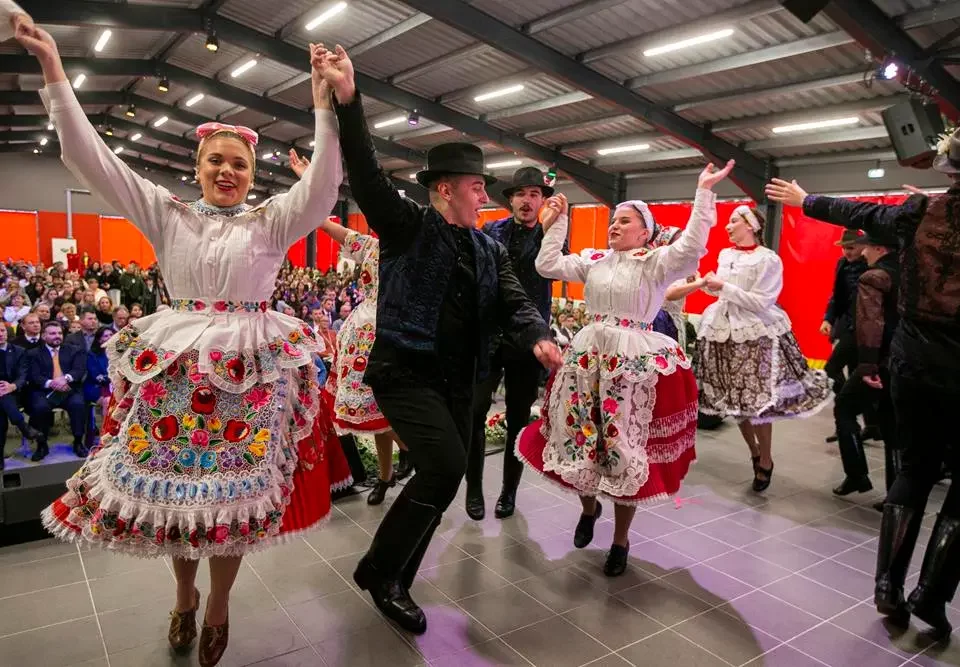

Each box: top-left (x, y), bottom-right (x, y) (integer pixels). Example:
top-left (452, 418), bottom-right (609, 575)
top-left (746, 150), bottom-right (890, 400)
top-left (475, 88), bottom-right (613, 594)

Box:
top-left (0, 211), bottom-right (40, 263)
top-left (37, 211), bottom-right (67, 265)
top-left (99, 216), bottom-right (157, 267)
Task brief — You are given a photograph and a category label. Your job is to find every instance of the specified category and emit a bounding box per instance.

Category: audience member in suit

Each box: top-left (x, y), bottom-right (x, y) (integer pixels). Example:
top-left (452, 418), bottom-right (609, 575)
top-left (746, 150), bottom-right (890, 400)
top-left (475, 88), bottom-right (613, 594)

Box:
top-left (0, 325), bottom-right (41, 469)
top-left (13, 312), bottom-right (42, 349)
top-left (111, 305), bottom-right (129, 332)
top-left (26, 321), bottom-right (88, 461)
top-left (32, 303), bottom-right (52, 325)
top-left (64, 308), bottom-right (99, 352)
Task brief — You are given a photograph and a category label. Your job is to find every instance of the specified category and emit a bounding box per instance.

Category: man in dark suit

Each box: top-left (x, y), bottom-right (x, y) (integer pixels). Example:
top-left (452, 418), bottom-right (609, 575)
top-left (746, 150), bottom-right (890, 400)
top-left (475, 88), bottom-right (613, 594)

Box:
top-left (323, 46), bottom-right (561, 634)
top-left (12, 312), bottom-right (42, 349)
top-left (466, 167), bottom-right (561, 521)
top-left (64, 308), bottom-right (99, 352)
top-left (25, 320), bottom-right (88, 461)
top-left (0, 324), bottom-right (41, 469)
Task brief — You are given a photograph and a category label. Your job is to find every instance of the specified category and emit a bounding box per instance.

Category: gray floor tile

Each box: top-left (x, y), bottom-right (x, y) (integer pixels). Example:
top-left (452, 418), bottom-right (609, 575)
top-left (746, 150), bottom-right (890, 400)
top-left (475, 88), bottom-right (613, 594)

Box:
top-left (80, 549), bottom-right (168, 581)
top-left (98, 600), bottom-right (181, 655)
top-left (673, 608), bottom-right (781, 665)
top-left (0, 616), bottom-right (105, 667)
top-left (405, 599), bottom-right (496, 661)
top-left (303, 523), bottom-right (372, 559)
top-left (618, 629), bottom-right (729, 667)
top-left (514, 566), bottom-right (599, 613)
top-left (562, 596), bottom-right (664, 651)
top-left (628, 511), bottom-right (687, 540)
top-left (245, 539), bottom-right (322, 571)
top-left (0, 581), bottom-right (94, 637)
top-left (583, 653), bottom-right (634, 667)
top-left (568, 557), bottom-right (658, 595)
top-left (778, 525), bottom-right (862, 558)
top-left (799, 560), bottom-right (876, 600)
top-left (704, 549), bottom-right (793, 588)
top-left (660, 563), bottom-right (755, 607)
top-left (245, 647), bottom-right (322, 667)
top-left (107, 638), bottom-right (202, 667)
top-left (694, 517), bottom-right (767, 548)
top-left (657, 529), bottom-right (736, 562)
top-left (473, 542), bottom-right (564, 583)
top-left (418, 557), bottom-right (511, 601)
top-left (442, 520), bottom-right (522, 556)
top-left (218, 609), bottom-right (310, 667)
top-left (615, 579), bottom-right (713, 627)
top-left (744, 537), bottom-right (825, 571)
top-left (0, 538), bottom-right (79, 566)
top-left (284, 590), bottom-right (384, 644)
top-left (762, 574), bottom-right (861, 620)
top-left (502, 615), bottom-right (609, 667)
top-left (255, 559), bottom-right (350, 607)
top-left (90, 566), bottom-right (175, 613)
top-left (428, 638), bottom-right (530, 667)
top-left (743, 645), bottom-right (831, 667)
top-left (718, 590), bottom-right (821, 641)
top-left (457, 584), bottom-right (554, 635)
top-left (831, 602), bottom-right (937, 660)
top-left (0, 552), bottom-right (85, 597)
top-left (911, 637), bottom-right (960, 667)
top-left (789, 623), bottom-right (904, 667)
top-left (627, 539), bottom-right (695, 577)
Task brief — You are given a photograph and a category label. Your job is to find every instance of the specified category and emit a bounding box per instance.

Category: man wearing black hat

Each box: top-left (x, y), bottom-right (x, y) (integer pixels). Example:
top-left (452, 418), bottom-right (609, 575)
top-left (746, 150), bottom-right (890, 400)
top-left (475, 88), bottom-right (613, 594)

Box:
top-left (318, 45), bottom-right (562, 635)
top-left (828, 230), bottom-right (900, 501)
top-left (465, 166), bottom-right (562, 521)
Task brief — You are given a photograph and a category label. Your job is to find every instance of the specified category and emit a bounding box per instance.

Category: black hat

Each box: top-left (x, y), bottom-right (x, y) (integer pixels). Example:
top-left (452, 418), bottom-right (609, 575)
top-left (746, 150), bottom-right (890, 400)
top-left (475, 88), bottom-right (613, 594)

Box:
top-left (501, 166), bottom-right (555, 199)
top-left (415, 142), bottom-right (496, 188)
top-left (852, 230), bottom-right (898, 248)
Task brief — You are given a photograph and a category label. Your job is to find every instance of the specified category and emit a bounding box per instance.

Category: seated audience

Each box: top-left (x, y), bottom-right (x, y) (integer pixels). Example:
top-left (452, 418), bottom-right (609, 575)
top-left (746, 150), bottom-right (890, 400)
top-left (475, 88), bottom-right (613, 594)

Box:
top-left (65, 308), bottom-right (100, 352)
top-left (96, 296), bottom-right (114, 325)
top-left (32, 303), bottom-right (51, 324)
top-left (13, 313), bottom-right (42, 349)
top-left (83, 326), bottom-right (114, 435)
top-left (25, 321), bottom-right (88, 461)
top-left (332, 302), bottom-right (352, 333)
top-left (111, 305), bottom-right (129, 331)
top-left (4, 293), bottom-right (29, 328)
top-left (0, 325), bottom-right (40, 468)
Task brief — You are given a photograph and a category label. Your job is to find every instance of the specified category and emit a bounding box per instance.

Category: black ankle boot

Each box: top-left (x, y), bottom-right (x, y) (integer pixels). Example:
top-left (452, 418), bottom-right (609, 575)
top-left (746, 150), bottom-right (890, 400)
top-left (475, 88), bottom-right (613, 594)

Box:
top-left (394, 450), bottom-right (413, 481)
top-left (907, 513), bottom-right (960, 639)
top-left (495, 455), bottom-right (523, 519)
top-left (353, 495), bottom-right (438, 634)
top-left (366, 477), bottom-right (395, 506)
top-left (30, 438), bottom-right (49, 462)
top-left (465, 487), bottom-right (485, 521)
top-left (833, 476), bottom-right (873, 496)
top-left (573, 501), bottom-right (602, 549)
top-left (874, 504), bottom-right (923, 625)
top-left (603, 542), bottom-right (630, 577)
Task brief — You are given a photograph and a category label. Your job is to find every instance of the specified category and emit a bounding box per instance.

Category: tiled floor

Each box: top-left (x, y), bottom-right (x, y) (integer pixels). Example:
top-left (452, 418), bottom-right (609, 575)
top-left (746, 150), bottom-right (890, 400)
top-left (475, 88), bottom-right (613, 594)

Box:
top-left (1, 408), bottom-right (957, 667)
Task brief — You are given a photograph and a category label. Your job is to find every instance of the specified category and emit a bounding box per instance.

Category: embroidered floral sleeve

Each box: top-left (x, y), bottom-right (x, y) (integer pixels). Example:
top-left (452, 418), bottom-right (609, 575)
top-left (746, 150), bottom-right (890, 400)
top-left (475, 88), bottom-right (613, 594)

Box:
top-left (341, 231), bottom-right (377, 264)
top-left (535, 214), bottom-right (592, 283)
top-left (855, 267), bottom-right (892, 374)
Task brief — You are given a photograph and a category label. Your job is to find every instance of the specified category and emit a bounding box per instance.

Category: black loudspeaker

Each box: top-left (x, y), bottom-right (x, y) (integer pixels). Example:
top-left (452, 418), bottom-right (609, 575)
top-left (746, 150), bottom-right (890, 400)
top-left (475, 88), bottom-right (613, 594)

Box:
top-left (781, 0), bottom-right (829, 23)
top-left (882, 98), bottom-right (946, 167)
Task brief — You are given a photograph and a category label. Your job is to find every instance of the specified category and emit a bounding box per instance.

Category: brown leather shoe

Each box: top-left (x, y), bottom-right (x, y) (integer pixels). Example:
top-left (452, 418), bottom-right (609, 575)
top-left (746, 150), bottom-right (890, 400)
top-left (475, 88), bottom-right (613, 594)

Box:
top-left (167, 588), bottom-right (200, 651)
top-left (198, 616), bottom-right (229, 667)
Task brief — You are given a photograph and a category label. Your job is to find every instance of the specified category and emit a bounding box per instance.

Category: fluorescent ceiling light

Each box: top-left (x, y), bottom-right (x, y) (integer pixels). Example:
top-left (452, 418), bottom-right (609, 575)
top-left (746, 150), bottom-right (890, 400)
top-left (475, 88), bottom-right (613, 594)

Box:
top-left (46, 122), bottom-right (54, 130)
top-left (374, 115), bottom-right (407, 129)
top-left (153, 116), bottom-right (168, 128)
top-left (408, 173), bottom-right (417, 179)
top-left (33, 148), bottom-right (38, 154)
top-left (94, 29), bottom-right (112, 53)
top-left (486, 159), bottom-right (522, 169)
top-left (185, 93), bottom-right (204, 107)
top-left (130, 132), bottom-right (142, 141)
top-left (180, 175), bottom-right (188, 181)
top-left (113, 146), bottom-right (124, 154)
top-left (597, 143), bottom-right (650, 156)
top-left (305, 1), bottom-right (347, 30)
top-left (231, 59), bottom-right (258, 78)
top-left (772, 117), bottom-right (860, 134)
top-left (868, 167), bottom-right (885, 179)
top-left (262, 151), bottom-right (275, 160)
top-left (474, 84), bottom-right (524, 102)
top-left (248, 193), bottom-right (258, 200)
top-left (72, 73), bottom-right (86, 89)
top-left (643, 28), bottom-right (734, 57)
top-left (39, 137), bottom-right (48, 146)
top-left (309, 140), bottom-right (316, 147)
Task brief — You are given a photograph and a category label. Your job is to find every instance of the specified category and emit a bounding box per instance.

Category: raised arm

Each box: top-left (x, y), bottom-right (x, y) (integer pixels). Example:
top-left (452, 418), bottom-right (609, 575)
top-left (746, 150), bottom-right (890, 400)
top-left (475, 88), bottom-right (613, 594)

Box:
top-left (535, 195), bottom-right (591, 282)
top-left (289, 150), bottom-right (352, 246)
top-left (320, 45), bottom-right (419, 248)
top-left (16, 17), bottom-right (167, 244)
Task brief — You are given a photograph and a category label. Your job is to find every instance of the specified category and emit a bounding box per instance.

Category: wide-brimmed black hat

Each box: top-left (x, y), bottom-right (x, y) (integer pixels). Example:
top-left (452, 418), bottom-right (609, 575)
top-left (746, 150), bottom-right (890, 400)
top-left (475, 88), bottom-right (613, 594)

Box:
top-left (415, 142), bottom-right (496, 188)
top-left (851, 230), bottom-right (898, 248)
top-left (501, 166), bottom-right (555, 198)
top-left (835, 229), bottom-right (864, 247)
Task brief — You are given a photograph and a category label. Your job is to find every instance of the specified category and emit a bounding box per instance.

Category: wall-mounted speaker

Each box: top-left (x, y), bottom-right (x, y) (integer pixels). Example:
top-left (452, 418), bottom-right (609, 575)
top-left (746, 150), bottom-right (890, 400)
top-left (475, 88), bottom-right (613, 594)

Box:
top-left (882, 98), bottom-right (946, 168)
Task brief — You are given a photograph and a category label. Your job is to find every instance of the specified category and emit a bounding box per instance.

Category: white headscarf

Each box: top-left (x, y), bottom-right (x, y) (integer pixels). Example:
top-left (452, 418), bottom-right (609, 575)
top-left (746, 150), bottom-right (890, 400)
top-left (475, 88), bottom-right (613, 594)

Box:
top-left (732, 205), bottom-right (761, 232)
top-left (615, 200), bottom-right (655, 235)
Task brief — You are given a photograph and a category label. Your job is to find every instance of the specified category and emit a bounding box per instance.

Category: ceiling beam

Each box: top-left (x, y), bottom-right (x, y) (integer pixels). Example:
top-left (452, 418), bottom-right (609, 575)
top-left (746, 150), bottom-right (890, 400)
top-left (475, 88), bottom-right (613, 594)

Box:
top-left (20, 0), bottom-right (616, 204)
top-left (709, 95), bottom-right (908, 133)
top-left (743, 125), bottom-right (889, 152)
top-left (523, 0), bottom-right (627, 34)
top-left (400, 0), bottom-right (772, 200)
top-left (671, 70), bottom-right (870, 112)
top-left (389, 43), bottom-right (489, 85)
top-left (0, 54), bottom-right (425, 165)
top-left (522, 112), bottom-right (633, 139)
top-left (483, 91), bottom-right (593, 121)
top-left (824, 0), bottom-right (960, 120)
top-left (596, 148), bottom-right (701, 168)
top-left (579, 0), bottom-right (782, 64)
top-left (351, 13), bottom-right (433, 57)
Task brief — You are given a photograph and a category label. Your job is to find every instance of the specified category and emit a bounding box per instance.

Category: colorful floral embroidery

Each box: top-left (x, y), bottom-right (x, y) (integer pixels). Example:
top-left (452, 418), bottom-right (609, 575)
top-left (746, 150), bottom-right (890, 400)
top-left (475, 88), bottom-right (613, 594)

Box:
top-left (592, 313), bottom-right (653, 330)
top-left (590, 252), bottom-right (607, 260)
top-left (171, 299), bottom-right (269, 313)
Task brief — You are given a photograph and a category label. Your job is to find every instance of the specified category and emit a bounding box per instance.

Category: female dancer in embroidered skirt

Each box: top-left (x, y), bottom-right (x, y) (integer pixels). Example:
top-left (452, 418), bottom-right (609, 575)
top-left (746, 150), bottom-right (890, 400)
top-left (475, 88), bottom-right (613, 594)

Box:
top-left (290, 152), bottom-right (409, 506)
top-left (518, 161), bottom-right (734, 576)
top-left (694, 206), bottom-right (832, 493)
top-left (15, 17), bottom-right (343, 666)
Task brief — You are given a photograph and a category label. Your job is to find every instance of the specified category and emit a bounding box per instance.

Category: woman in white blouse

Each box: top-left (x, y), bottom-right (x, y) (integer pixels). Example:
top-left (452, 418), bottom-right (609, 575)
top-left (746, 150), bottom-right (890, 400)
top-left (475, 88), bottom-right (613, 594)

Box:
top-left (694, 206), bottom-right (832, 492)
top-left (15, 16), bottom-right (342, 666)
top-left (519, 161), bottom-right (733, 577)
top-left (3, 293), bottom-right (29, 328)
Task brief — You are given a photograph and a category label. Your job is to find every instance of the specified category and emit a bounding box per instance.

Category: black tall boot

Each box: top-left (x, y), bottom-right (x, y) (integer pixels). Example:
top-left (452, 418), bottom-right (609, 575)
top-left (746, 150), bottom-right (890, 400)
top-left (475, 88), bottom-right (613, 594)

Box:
top-left (494, 454), bottom-right (523, 519)
top-left (874, 504), bottom-right (924, 624)
top-left (833, 430), bottom-right (872, 496)
top-left (401, 516), bottom-right (441, 591)
top-left (464, 429), bottom-right (486, 521)
top-left (907, 514), bottom-right (960, 639)
top-left (394, 449), bottom-right (413, 481)
top-left (353, 495), bottom-right (438, 634)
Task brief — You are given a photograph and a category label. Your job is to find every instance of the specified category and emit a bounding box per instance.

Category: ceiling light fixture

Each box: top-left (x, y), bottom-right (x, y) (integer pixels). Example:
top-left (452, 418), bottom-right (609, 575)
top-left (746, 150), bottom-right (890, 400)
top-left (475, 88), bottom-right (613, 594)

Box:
top-left (374, 115), bottom-right (407, 129)
top-left (72, 73), bottom-right (86, 89)
top-left (486, 159), bottom-right (522, 169)
top-left (309, 140), bottom-right (316, 147)
top-left (157, 76), bottom-right (170, 92)
top-left (205, 30), bottom-right (219, 52)
top-left (105, 125), bottom-right (114, 136)
top-left (643, 28), bottom-right (734, 57)
top-left (305, 1), bottom-right (348, 30)
top-left (180, 175), bottom-right (188, 181)
top-left (408, 173), bottom-right (417, 179)
top-left (113, 146), bottom-right (124, 155)
top-left (185, 93), bottom-right (204, 107)
top-left (474, 84), bottom-right (524, 102)
top-left (39, 137), bottom-right (48, 146)
top-left (33, 148), bottom-right (39, 154)
top-left (771, 117), bottom-right (860, 134)
top-left (94, 29), bottom-right (112, 53)
top-left (596, 143), bottom-right (651, 156)
top-left (231, 59), bottom-right (258, 78)
top-left (153, 115), bottom-right (169, 128)
top-left (46, 121), bottom-right (54, 130)
top-left (125, 104), bottom-right (136, 118)
top-left (130, 132), bottom-right (142, 141)
top-left (247, 193), bottom-right (258, 200)
top-left (868, 161), bottom-right (885, 179)
top-left (407, 110), bottom-right (420, 126)
top-left (878, 61), bottom-right (899, 80)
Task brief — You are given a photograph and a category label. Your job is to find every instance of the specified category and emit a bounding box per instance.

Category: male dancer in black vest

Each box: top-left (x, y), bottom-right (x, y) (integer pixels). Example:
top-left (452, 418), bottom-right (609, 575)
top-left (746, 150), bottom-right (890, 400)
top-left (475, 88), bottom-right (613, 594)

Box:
top-left (318, 45), bottom-right (562, 635)
top-left (466, 167), bottom-right (560, 520)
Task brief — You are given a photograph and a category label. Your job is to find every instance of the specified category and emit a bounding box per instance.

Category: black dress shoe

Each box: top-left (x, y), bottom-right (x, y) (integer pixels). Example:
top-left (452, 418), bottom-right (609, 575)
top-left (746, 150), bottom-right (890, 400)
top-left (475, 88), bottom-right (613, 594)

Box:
top-left (354, 557), bottom-right (427, 634)
top-left (825, 433), bottom-right (839, 443)
top-left (394, 451), bottom-right (413, 481)
top-left (18, 424), bottom-right (41, 442)
top-left (31, 439), bottom-right (49, 462)
top-left (465, 490), bottom-right (485, 521)
top-left (73, 442), bottom-right (90, 458)
top-left (832, 476), bottom-right (873, 496)
top-left (367, 478), bottom-right (395, 506)
top-left (603, 542), bottom-right (630, 577)
top-left (494, 490), bottom-right (516, 519)
top-left (752, 463), bottom-right (774, 492)
top-left (573, 501), bottom-right (602, 549)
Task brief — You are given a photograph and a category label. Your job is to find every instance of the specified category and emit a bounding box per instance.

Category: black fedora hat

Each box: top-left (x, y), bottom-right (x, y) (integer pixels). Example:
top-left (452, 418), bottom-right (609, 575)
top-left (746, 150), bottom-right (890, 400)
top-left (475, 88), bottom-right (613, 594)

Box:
top-left (415, 142), bottom-right (496, 188)
top-left (502, 166), bottom-right (555, 199)
top-left (851, 229), bottom-right (898, 249)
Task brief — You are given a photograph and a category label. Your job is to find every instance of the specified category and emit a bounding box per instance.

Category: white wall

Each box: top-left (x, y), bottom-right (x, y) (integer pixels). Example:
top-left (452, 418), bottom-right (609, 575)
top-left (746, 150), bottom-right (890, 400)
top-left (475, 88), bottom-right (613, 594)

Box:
top-left (0, 152), bottom-right (203, 214)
